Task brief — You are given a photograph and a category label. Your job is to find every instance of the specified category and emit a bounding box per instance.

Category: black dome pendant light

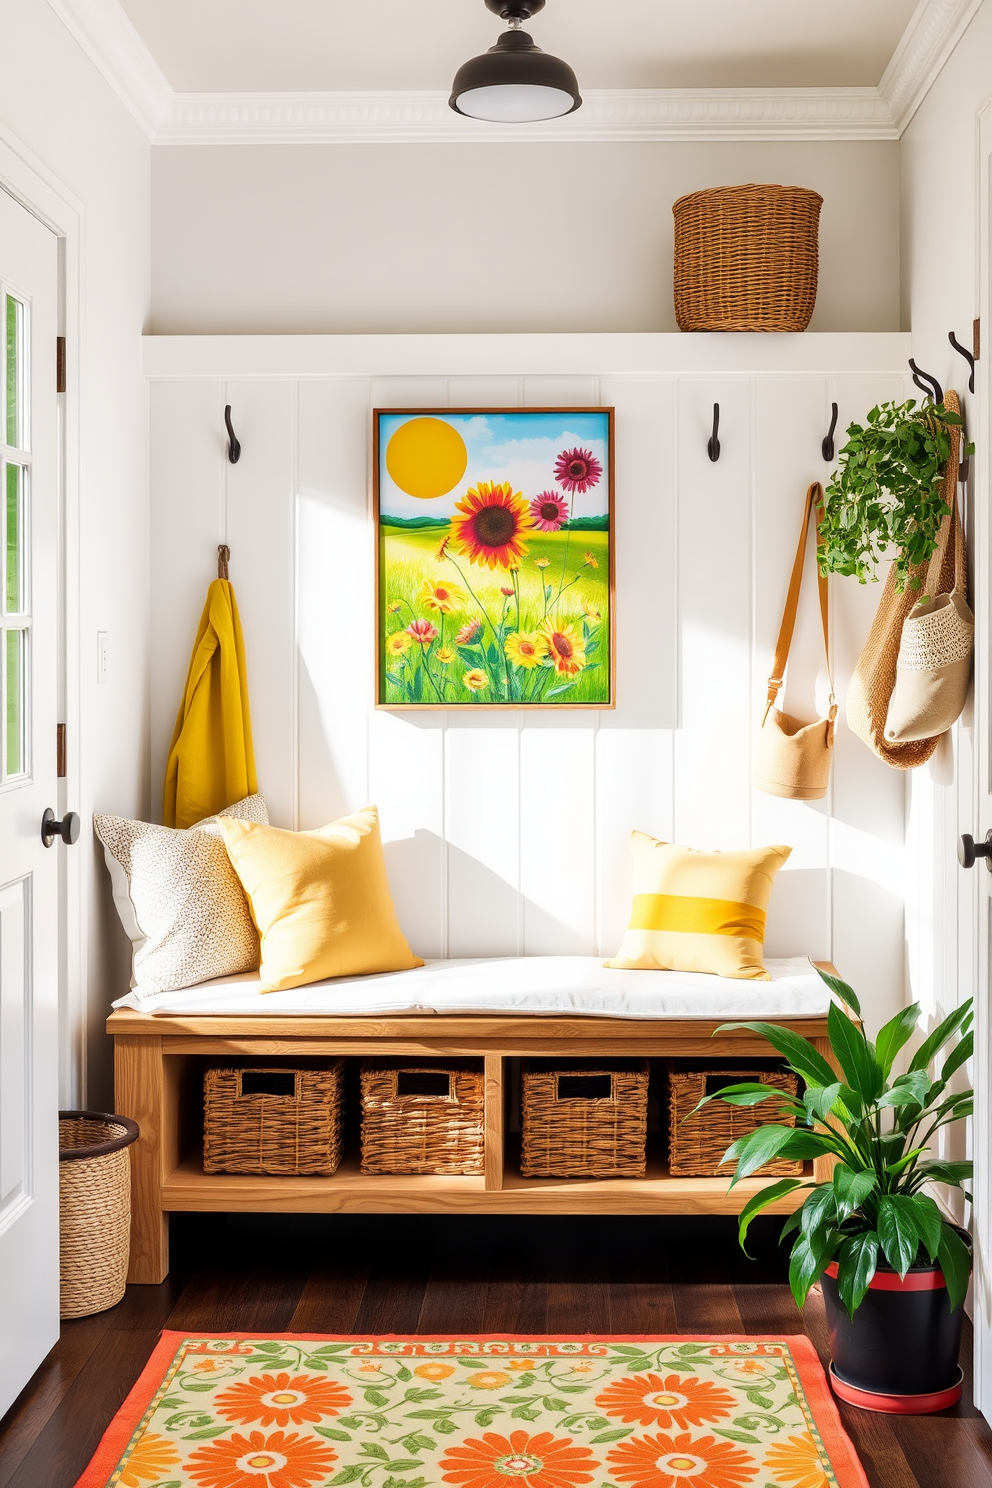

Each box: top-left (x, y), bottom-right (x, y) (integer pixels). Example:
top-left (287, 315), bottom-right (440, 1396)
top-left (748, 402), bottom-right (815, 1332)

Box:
top-left (449, 0), bottom-right (582, 124)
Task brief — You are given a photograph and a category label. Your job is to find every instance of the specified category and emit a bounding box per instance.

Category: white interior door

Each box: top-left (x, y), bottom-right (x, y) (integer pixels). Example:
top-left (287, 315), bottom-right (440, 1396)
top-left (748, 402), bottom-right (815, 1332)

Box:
top-left (0, 186), bottom-right (60, 1415)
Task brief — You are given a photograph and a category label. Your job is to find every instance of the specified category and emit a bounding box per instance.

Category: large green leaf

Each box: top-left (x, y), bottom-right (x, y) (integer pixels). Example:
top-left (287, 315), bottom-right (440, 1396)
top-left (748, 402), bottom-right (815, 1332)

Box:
top-left (832, 1164), bottom-right (877, 1222)
top-left (940, 1031), bottom-right (974, 1083)
top-left (908, 1001), bottom-right (973, 1074)
top-left (815, 966), bottom-right (861, 1017)
top-left (737, 1178), bottom-right (810, 1252)
top-left (874, 1003), bottom-right (921, 1077)
top-left (800, 1184), bottom-right (837, 1237)
top-left (789, 1228), bottom-right (838, 1309)
top-left (937, 1224), bottom-right (972, 1313)
top-left (715, 1022), bottom-right (837, 1088)
top-left (835, 1232), bottom-right (879, 1319)
top-left (877, 1070), bottom-right (931, 1110)
top-left (827, 1002), bottom-right (883, 1102)
top-left (803, 1082), bottom-right (842, 1124)
top-left (724, 1127), bottom-right (836, 1185)
top-left (903, 1193), bottom-right (943, 1262)
top-left (691, 1082), bottom-right (800, 1114)
top-left (910, 1159), bottom-right (973, 1189)
top-left (877, 1195), bottom-right (921, 1276)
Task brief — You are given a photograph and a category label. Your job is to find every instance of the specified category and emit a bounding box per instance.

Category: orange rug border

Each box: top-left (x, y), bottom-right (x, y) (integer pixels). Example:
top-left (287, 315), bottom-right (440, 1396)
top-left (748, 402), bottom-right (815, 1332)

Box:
top-left (74, 1329), bottom-right (869, 1488)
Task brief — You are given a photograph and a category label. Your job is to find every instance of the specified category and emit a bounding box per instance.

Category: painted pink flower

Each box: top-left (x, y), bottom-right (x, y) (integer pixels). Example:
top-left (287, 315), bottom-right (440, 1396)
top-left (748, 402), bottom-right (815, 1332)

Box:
top-left (456, 619), bottom-right (483, 646)
top-left (529, 492), bottom-right (570, 531)
top-left (501, 586), bottom-right (514, 597)
top-left (554, 448), bottom-right (602, 494)
top-left (407, 619), bottom-right (439, 645)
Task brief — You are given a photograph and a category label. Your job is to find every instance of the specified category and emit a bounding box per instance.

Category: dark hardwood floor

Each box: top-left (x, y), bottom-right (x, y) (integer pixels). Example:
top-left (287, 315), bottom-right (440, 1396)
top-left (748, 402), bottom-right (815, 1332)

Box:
top-left (2, 1213), bottom-right (992, 1488)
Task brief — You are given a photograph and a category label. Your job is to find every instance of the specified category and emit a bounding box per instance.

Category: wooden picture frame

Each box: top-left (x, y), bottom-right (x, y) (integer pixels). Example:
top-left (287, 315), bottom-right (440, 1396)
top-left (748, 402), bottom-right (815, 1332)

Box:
top-left (374, 407), bottom-right (615, 710)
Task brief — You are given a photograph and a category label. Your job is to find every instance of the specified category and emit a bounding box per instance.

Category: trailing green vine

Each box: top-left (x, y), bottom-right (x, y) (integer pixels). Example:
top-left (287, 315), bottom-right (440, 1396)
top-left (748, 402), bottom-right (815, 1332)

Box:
top-left (817, 398), bottom-right (971, 591)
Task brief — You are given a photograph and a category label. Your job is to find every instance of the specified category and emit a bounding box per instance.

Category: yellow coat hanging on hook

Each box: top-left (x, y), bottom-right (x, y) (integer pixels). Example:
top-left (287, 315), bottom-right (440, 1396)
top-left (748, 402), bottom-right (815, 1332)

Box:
top-left (163, 570), bottom-right (257, 829)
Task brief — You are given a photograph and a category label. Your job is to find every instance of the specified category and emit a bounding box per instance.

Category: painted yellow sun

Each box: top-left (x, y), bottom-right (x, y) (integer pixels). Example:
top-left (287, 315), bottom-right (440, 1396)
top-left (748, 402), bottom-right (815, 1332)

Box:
top-left (386, 417), bottom-right (468, 500)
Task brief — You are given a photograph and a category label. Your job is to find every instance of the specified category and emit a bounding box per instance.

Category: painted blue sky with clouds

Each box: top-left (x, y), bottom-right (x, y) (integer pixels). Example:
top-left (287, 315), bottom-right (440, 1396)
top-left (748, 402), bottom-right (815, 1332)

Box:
top-left (378, 410), bottom-right (610, 522)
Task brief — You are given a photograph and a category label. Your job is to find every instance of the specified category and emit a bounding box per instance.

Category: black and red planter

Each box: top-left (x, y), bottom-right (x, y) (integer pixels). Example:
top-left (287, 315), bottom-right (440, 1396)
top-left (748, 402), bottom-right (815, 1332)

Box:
top-left (821, 1234), bottom-right (971, 1413)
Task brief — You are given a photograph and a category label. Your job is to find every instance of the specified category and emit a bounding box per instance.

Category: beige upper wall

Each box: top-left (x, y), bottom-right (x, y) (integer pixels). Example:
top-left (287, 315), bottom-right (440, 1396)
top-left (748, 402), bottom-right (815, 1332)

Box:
top-left (151, 139), bottom-right (900, 334)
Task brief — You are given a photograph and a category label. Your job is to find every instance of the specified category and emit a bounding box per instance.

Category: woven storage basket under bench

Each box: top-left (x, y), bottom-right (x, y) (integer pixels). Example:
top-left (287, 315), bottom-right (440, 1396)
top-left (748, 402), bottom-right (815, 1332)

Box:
top-left (666, 1064), bottom-right (801, 1178)
top-left (360, 1060), bottom-right (485, 1175)
top-left (203, 1061), bottom-right (345, 1175)
top-left (521, 1059), bottom-right (650, 1178)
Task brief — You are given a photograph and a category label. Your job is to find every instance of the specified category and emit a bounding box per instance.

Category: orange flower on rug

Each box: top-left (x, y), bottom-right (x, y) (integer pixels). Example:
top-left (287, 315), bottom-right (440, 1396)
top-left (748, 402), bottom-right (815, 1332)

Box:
top-left (184, 1428), bottom-right (337, 1488)
top-left (213, 1371), bottom-right (352, 1427)
top-left (596, 1372), bottom-right (737, 1429)
top-left (439, 1428), bottom-right (600, 1487)
top-left (606, 1431), bottom-right (758, 1488)
top-left (72, 1334), bottom-right (870, 1488)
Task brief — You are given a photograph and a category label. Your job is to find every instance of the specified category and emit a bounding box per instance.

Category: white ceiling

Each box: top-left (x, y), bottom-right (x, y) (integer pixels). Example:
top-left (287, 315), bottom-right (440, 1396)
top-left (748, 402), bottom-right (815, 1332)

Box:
top-left (118, 0), bottom-right (921, 94)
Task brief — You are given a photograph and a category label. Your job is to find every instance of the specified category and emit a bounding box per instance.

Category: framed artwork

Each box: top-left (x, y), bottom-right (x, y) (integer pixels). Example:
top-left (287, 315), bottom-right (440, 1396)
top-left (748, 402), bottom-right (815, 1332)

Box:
top-left (375, 408), bottom-right (614, 709)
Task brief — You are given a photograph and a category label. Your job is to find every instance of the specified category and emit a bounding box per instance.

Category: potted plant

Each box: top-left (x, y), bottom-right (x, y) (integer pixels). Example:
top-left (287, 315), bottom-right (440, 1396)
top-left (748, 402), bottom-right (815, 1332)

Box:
top-left (697, 967), bottom-right (974, 1413)
top-left (818, 397), bottom-right (971, 592)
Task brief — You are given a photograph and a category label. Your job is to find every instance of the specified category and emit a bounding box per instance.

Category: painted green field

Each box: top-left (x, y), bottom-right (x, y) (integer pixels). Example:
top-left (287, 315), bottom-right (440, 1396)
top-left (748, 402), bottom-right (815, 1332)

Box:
top-left (379, 524), bottom-right (610, 706)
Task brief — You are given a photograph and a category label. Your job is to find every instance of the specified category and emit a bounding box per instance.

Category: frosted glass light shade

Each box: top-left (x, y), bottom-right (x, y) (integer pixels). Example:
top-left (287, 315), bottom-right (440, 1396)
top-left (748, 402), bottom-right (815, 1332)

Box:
top-left (449, 28), bottom-right (581, 123)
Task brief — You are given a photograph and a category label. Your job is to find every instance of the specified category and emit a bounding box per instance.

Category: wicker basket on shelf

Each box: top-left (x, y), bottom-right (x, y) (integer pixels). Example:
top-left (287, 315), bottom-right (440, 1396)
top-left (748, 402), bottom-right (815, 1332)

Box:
top-left (667, 1066), bottom-right (801, 1178)
top-left (673, 184), bottom-right (823, 332)
top-left (359, 1061), bottom-right (485, 1175)
top-left (59, 1111), bottom-right (139, 1319)
top-left (520, 1060), bottom-right (650, 1178)
top-left (203, 1062), bottom-right (345, 1175)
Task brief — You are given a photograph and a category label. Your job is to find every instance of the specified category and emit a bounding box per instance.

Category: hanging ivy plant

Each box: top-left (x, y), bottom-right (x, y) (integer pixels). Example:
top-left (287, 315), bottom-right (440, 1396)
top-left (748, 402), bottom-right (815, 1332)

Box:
top-left (817, 398), bottom-right (971, 591)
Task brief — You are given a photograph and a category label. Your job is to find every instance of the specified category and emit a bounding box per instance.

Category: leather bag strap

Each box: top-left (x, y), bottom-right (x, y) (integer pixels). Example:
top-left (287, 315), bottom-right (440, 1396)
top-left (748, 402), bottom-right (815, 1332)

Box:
top-left (764, 482), bottom-right (836, 723)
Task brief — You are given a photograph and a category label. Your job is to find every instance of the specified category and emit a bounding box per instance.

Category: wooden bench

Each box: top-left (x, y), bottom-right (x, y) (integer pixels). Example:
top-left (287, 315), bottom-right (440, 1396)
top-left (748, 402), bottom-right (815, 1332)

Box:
top-left (108, 1001), bottom-right (839, 1284)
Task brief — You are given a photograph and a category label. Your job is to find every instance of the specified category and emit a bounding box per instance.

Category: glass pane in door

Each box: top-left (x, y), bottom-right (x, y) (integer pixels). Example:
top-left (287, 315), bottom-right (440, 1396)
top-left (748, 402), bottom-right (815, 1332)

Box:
top-left (4, 626), bottom-right (24, 777)
top-left (5, 462), bottom-right (22, 614)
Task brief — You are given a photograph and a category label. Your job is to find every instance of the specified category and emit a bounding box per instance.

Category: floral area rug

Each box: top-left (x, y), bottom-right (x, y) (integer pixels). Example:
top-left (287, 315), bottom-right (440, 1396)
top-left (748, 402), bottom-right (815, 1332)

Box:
top-left (75, 1333), bottom-right (868, 1488)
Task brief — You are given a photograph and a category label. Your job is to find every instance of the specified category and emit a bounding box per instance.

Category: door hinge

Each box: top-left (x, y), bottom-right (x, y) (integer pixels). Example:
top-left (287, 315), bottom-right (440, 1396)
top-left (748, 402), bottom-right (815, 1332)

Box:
top-left (56, 336), bottom-right (66, 393)
top-left (56, 724), bottom-right (66, 778)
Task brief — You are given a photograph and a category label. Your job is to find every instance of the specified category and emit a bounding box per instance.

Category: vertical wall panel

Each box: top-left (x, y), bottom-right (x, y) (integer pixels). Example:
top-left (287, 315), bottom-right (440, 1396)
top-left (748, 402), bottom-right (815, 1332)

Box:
top-left (224, 380), bottom-right (296, 828)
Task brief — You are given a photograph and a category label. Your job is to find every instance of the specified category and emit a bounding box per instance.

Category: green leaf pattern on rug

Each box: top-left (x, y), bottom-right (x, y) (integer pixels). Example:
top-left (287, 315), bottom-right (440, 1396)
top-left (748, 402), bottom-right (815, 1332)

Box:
top-left (111, 1337), bottom-right (844, 1488)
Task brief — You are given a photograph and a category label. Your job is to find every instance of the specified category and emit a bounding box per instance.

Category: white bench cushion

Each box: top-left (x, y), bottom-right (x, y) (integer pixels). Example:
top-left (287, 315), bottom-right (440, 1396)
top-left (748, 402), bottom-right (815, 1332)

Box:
top-left (111, 954), bottom-right (829, 1019)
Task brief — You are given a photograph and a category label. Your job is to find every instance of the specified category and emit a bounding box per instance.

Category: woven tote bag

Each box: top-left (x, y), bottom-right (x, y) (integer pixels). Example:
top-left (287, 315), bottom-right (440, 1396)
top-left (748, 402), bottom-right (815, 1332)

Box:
top-left (847, 390), bottom-right (968, 767)
top-left (753, 482), bottom-right (836, 800)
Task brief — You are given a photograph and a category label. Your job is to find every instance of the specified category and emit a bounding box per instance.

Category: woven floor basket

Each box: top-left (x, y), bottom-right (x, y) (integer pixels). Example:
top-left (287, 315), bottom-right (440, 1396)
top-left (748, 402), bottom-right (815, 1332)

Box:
top-left (203, 1062), bottom-right (345, 1175)
top-left (668, 1067), bottom-right (801, 1177)
top-left (59, 1111), bottom-right (138, 1319)
top-left (360, 1061), bottom-right (485, 1175)
top-left (521, 1060), bottom-right (650, 1178)
top-left (673, 184), bottom-right (823, 332)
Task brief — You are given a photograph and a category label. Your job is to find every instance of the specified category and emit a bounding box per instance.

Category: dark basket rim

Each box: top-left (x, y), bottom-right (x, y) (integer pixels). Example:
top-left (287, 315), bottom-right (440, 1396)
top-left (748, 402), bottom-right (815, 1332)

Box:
top-left (59, 1110), bottom-right (139, 1162)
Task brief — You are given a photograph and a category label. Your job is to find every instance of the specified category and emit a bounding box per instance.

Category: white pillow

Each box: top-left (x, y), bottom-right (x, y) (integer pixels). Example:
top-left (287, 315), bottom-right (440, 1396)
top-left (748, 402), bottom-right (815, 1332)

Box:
top-left (94, 795), bottom-right (269, 996)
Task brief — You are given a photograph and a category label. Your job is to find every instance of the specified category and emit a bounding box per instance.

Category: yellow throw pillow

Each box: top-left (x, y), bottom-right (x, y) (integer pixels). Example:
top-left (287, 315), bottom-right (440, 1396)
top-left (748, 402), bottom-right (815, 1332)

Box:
top-left (605, 832), bottom-right (792, 980)
top-left (217, 806), bottom-right (423, 992)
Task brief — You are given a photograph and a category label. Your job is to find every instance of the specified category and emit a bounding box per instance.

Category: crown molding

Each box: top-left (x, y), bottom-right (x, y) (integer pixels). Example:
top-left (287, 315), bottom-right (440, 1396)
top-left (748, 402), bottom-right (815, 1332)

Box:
top-left (47, 0), bottom-right (982, 145)
top-left (155, 88), bottom-right (897, 144)
top-left (879, 0), bottom-right (983, 134)
top-left (47, 0), bottom-right (172, 138)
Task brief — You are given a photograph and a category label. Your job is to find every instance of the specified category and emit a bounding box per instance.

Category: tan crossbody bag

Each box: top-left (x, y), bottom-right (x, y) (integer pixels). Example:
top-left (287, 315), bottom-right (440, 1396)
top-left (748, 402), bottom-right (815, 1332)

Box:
top-left (753, 481), bottom-right (836, 800)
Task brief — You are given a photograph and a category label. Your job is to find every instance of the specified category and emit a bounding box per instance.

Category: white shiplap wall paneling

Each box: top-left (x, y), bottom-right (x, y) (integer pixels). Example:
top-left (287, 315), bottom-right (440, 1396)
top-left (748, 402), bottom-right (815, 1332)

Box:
top-left (675, 379), bottom-right (753, 849)
top-left (225, 381), bottom-right (297, 831)
top-left (297, 377), bottom-right (372, 830)
top-left (149, 380), bottom-right (228, 816)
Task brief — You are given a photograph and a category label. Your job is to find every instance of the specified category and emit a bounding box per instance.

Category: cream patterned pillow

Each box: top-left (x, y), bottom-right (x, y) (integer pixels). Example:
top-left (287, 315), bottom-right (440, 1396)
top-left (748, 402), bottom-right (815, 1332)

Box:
top-left (95, 795), bottom-right (269, 996)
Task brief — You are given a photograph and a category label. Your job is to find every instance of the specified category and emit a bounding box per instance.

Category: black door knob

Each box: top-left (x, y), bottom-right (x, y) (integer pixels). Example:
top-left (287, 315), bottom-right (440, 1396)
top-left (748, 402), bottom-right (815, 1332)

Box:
top-left (41, 808), bottom-right (80, 848)
top-left (959, 830), bottom-right (992, 870)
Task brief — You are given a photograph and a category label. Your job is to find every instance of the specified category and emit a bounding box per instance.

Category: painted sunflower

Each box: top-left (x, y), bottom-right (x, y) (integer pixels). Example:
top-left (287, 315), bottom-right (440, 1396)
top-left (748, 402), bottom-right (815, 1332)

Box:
top-left (214, 1371), bottom-right (353, 1429)
top-left (606, 1431), bottom-right (758, 1488)
top-left (554, 447), bottom-right (603, 494)
top-left (529, 491), bottom-right (570, 531)
top-left (463, 669), bottom-right (489, 691)
top-left (452, 482), bottom-right (533, 571)
top-left (385, 631), bottom-right (412, 657)
top-left (421, 578), bottom-right (467, 614)
top-left (505, 632), bottom-right (550, 670)
top-left (436, 647), bottom-right (455, 665)
top-left (118, 1432), bottom-right (181, 1488)
top-left (762, 1432), bottom-right (829, 1488)
top-left (184, 1428), bottom-right (338, 1488)
top-left (538, 619), bottom-right (586, 675)
top-left (440, 1428), bottom-right (600, 1488)
top-left (595, 1373), bottom-right (736, 1431)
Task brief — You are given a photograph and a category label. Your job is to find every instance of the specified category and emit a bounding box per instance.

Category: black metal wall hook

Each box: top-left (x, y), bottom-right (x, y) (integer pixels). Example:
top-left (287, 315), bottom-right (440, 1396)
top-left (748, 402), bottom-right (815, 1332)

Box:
top-left (908, 358), bottom-right (943, 405)
top-left (949, 331), bottom-right (976, 394)
top-left (707, 403), bottom-right (721, 462)
top-left (822, 402), bottom-right (839, 462)
top-left (224, 404), bottom-right (241, 464)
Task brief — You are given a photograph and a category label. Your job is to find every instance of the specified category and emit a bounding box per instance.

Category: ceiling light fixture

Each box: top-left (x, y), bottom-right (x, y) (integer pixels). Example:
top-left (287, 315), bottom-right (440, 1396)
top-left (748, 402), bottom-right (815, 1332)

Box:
top-left (449, 0), bottom-right (582, 125)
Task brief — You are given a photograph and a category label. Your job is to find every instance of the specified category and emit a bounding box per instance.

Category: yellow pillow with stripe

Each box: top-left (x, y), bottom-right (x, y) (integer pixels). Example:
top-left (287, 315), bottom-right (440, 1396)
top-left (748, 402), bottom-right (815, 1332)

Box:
top-left (605, 833), bottom-right (791, 980)
top-left (216, 805), bottom-right (423, 992)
